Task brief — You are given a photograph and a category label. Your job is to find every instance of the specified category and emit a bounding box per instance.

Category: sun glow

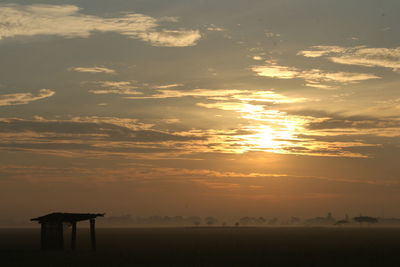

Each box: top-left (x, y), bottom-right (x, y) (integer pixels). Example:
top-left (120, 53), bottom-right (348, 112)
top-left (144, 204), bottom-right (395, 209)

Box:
top-left (194, 92), bottom-right (372, 157)
top-left (238, 124), bottom-right (297, 153)
top-left (234, 103), bottom-right (306, 153)
top-left (249, 126), bottom-right (277, 148)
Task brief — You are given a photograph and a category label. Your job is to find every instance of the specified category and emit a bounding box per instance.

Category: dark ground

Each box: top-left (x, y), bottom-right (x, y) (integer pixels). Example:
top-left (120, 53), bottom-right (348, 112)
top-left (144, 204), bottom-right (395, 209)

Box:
top-left (1, 227), bottom-right (400, 266)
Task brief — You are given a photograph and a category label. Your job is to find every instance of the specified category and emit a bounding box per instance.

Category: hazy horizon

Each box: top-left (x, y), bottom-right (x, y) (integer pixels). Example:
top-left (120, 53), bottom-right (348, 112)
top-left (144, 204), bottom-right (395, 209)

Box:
top-left (1, 0), bottom-right (400, 221)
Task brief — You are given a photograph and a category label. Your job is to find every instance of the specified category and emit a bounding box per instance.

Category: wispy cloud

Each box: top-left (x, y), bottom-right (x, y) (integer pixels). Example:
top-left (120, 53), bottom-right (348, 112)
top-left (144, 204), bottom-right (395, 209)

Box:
top-left (70, 67), bottom-right (116, 74)
top-left (206, 25), bottom-right (225, 32)
top-left (137, 30), bottom-right (201, 47)
top-left (0, 4), bottom-right (201, 47)
top-left (0, 111), bottom-right (390, 159)
top-left (0, 89), bottom-right (55, 106)
top-left (123, 86), bottom-right (385, 158)
top-left (297, 46), bottom-right (347, 58)
top-left (126, 89), bottom-right (248, 99)
top-left (265, 31), bottom-right (281, 38)
top-left (298, 45), bottom-right (400, 71)
top-left (0, 117), bottom-right (205, 158)
top-left (89, 81), bottom-right (140, 95)
top-left (252, 60), bottom-right (380, 88)
top-left (126, 88), bottom-right (305, 103)
top-left (88, 82), bottom-right (184, 95)
top-left (155, 84), bottom-right (183, 89)
top-left (0, 164), bottom-right (288, 183)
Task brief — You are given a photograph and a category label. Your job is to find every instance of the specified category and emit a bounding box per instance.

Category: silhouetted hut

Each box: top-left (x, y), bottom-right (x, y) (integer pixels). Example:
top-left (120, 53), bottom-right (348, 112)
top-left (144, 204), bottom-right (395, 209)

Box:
top-left (31, 212), bottom-right (104, 251)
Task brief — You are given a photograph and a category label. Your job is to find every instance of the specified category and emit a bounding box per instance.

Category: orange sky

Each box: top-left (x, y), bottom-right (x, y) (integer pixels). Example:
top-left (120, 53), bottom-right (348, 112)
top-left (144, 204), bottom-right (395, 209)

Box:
top-left (0, 0), bottom-right (400, 222)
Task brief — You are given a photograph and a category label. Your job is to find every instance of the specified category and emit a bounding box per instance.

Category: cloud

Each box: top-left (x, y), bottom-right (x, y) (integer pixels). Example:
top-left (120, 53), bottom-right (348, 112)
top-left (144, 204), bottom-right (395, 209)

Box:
top-left (207, 26), bottom-right (225, 32)
top-left (0, 4), bottom-right (201, 47)
top-left (155, 84), bottom-right (183, 89)
top-left (252, 56), bottom-right (263, 61)
top-left (126, 89), bottom-right (248, 99)
top-left (252, 60), bottom-right (380, 88)
top-left (305, 116), bottom-right (400, 137)
top-left (297, 46), bottom-right (347, 58)
top-left (265, 31), bottom-right (281, 38)
top-left (70, 67), bottom-right (116, 74)
top-left (196, 102), bottom-right (254, 111)
top-left (0, 112), bottom-right (388, 159)
top-left (162, 118), bottom-right (181, 124)
top-left (304, 83), bottom-right (335, 89)
top-left (302, 69), bottom-right (380, 83)
top-left (137, 30), bottom-right (201, 47)
top-left (0, 89), bottom-right (55, 106)
top-left (86, 82), bottom-right (390, 158)
top-left (298, 46), bottom-right (400, 71)
top-left (89, 82), bottom-right (185, 95)
top-left (89, 81), bottom-right (140, 95)
top-left (0, 117), bottom-right (206, 158)
top-left (0, 164), bottom-right (288, 184)
top-left (286, 109), bottom-right (400, 138)
top-left (252, 64), bottom-right (298, 79)
top-left (125, 88), bottom-right (305, 103)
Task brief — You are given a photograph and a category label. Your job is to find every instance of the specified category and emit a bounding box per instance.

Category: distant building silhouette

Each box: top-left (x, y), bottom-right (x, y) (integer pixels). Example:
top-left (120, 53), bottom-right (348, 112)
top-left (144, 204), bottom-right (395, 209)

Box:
top-left (31, 212), bottom-right (104, 251)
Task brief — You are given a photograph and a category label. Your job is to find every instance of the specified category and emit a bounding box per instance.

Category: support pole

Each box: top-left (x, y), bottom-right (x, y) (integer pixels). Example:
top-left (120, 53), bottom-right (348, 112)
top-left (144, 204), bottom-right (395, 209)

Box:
top-left (90, 219), bottom-right (96, 251)
top-left (58, 222), bottom-right (64, 250)
top-left (71, 222), bottom-right (77, 250)
top-left (40, 223), bottom-right (46, 250)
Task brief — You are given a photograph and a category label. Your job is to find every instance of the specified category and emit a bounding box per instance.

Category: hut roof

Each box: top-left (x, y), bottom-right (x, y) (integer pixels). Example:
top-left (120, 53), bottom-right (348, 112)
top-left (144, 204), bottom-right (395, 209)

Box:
top-left (31, 212), bottom-right (105, 223)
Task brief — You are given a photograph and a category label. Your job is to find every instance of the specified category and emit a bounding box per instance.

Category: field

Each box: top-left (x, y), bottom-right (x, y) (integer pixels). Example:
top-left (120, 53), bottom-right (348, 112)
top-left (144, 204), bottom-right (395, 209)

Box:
top-left (1, 227), bottom-right (400, 266)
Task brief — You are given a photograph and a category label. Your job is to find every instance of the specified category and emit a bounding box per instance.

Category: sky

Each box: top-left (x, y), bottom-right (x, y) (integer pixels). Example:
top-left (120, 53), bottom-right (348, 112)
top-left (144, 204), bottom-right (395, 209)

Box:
top-left (1, 0), bottom-right (400, 222)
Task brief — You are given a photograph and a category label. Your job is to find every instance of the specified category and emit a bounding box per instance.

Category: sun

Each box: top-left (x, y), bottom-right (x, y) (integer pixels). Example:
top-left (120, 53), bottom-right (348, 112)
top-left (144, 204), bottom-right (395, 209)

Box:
top-left (234, 108), bottom-right (304, 154)
top-left (252, 126), bottom-right (276, 148)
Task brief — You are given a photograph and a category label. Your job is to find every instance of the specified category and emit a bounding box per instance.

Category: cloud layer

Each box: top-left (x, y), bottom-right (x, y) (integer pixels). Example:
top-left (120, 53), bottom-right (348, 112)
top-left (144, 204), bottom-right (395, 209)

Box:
top-left (0, 117), bottom-right (206, 158)
top-left (0, 4), bottom-right (201, 47)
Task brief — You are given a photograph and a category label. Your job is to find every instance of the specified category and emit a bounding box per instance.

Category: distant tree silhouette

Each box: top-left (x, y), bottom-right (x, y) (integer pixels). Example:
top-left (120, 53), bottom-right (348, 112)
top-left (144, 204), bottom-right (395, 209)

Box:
top-left (239, 217), bottom-right (251, 225)
top-left (334, 214), bottom-right (351, 226)
top-left (378, 217), bottom-right (400, 225)
top-left (290, 217), bottom-right (301, 225)
top-left (353, 216), bottom-right (378, 225)
top-left (239, 216), bottom-right (267, 226)
top-left (334, 220), bottom-right (350, 226)
top-left (256, 217), bottom-right (266, 224)
top-left (172, 216), bottom-right (183, 223)
top-left (268, 218), bottom-right (278, 225)
top-left (189, 216), bottom-right (202, 226)
top-left (205, 216), bottom-right (218, 226)
top-left (305, 213), bottom-right (336, 225)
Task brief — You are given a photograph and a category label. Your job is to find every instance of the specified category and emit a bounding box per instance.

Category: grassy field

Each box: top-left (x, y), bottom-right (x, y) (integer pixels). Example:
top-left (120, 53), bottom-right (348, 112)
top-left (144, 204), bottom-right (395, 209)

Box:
top-left (1, 227), bottom-right (400, 266)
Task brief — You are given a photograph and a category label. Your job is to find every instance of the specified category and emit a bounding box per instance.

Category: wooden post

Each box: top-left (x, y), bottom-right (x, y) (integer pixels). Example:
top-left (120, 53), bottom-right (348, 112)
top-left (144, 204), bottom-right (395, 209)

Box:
top-left (58, 222), bottom-right (64, 250)
top-left (40, 223), bottom-right (46, 250)
top-left (71, 222), bottom-right (77, 250)
top-left (90, 219), bottom-right (96, 251)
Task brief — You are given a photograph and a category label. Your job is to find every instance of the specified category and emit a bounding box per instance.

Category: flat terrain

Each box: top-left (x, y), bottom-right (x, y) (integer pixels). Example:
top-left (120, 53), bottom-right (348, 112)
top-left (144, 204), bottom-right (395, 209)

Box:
top-left (1, 227), bottom-right (400, 266)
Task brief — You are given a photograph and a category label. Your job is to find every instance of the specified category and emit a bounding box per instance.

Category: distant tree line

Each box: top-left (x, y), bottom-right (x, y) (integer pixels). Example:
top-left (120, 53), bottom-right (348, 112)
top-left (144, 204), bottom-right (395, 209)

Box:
top-left (96, 213), bottom-right (400, 227)
top-left (100, 215), bottom-right (216, 227)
